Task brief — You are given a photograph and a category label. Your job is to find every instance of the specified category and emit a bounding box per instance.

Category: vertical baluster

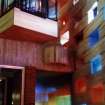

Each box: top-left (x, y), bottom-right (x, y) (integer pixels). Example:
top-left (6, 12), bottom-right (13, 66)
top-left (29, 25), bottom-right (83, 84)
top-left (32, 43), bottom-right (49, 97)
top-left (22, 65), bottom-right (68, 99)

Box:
top-left (0, 0), bottom-right (1, 16)
top-left (3, 0), bottom-right (8, 13)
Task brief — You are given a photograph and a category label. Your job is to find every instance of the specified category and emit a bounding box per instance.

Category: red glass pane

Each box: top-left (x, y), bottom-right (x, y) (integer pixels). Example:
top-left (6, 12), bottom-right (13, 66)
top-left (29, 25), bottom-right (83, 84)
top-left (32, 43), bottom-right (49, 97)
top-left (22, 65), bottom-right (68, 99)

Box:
top-left (90, 83), bottom-right (104, 104)
top-left (75, 77), bottom-right (87, 94)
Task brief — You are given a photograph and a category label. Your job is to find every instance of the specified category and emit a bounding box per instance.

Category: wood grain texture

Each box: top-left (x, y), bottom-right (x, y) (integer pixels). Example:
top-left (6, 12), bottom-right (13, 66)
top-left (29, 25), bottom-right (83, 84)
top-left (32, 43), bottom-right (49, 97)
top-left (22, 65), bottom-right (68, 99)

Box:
top-left (0, 38), bottom-right (71, 72)
top-left (73, 1), bottom-right (105, 105)
top-left (0, 9), bottom-right (14, 33)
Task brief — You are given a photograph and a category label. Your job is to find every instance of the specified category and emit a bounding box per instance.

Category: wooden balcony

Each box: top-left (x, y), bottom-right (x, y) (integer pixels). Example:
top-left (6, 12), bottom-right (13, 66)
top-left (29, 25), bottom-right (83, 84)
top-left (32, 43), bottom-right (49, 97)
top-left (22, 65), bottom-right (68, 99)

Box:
top-left (0, 8), bottom-right (58, 43)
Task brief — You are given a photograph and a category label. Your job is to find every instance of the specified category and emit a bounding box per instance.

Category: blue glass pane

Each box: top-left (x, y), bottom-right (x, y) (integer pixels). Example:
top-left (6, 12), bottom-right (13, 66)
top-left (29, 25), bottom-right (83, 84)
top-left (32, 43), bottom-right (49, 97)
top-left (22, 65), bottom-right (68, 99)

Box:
top-left (30, 0), bottom-right (36, 12)
top-left (91, 54), bottom-right (102, 74)
top-left (21, 0), bottom-right (42, 13)
top-left (48, 0), bottom-right (57, 20)
top-left (47, 87), bottom-right (56, 93)
top-left (88, 28), bottom-right (99, 47)
top-left (48, 7), bottom-right (56, 19)
top-left (35, 84), bottom-right (48, 102)
top-left (93, 7), bottom-right (98, 17)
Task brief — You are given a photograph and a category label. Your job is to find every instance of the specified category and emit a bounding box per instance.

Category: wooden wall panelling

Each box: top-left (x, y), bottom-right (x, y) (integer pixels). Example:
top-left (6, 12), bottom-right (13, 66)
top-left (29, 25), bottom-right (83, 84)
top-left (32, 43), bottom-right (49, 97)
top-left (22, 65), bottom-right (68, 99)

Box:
top-left (73, 1), bottom-right (105, 105)
top-left (77, 39), bottom-right (88, 56)
top-left (83, 9), bottom-right (104, 38)
top-left (82, 0), bottom-right (104, 17)
top-left (70, 0), bottom-right (87, 36)
top-left (0, 38), bottom-right (71, 72)
top-left (74, 66), bottom-right (89, 79)
top-left (56, 45), bottom-right (69, 64)
top-left (78, 33), bottom-right (105, 58)
top-left (0, 9), bottom-right (14, 33)
top-left (71, 0), bottom-right (105, 37)
top-left (82, 0), bottom-right (96, 15)
top-left (43, 43), bottom-right (69, 65)
top-left (24, 67), bottom-right (36, 105)
top-left (73, 1), bottom-right (105, 40)
top-left (99, 0), bottom-right (105, 10)
top-left (71, 15), bottom-right (87, 37)
top-left (0, 38), bottom-right (4, 64)
top-left (83, 37), bottom-right (105, 61)
top-left (78, 14), bottom-right (105, 56)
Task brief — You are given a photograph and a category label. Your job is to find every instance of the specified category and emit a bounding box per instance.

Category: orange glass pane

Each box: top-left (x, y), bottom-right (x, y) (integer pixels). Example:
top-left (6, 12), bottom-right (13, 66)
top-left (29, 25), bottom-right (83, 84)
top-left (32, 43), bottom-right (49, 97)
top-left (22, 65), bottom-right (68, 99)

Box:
top-left (90, 83), bottom-right (104, 104)
top-left (75, 77), bottom-right (87, 94)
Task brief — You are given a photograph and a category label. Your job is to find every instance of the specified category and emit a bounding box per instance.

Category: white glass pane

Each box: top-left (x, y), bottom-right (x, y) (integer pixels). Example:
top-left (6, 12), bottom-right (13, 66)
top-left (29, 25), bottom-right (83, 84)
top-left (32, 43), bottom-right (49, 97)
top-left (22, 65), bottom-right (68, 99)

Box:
top-left (88, 1), bottom-right (98, 24)
top-left (88, 10), bottom-right (94, 24)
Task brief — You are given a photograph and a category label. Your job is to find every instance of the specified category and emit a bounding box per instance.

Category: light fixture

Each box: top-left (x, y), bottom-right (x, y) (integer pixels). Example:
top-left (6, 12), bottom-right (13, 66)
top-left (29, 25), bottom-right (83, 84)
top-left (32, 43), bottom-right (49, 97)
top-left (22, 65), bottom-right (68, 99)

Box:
top-left (0, 79), bottom-right (2, 82)
top-left (63, 21), bottom-right (66, 26)
top-left (60, 31), bottom-right (70, 45)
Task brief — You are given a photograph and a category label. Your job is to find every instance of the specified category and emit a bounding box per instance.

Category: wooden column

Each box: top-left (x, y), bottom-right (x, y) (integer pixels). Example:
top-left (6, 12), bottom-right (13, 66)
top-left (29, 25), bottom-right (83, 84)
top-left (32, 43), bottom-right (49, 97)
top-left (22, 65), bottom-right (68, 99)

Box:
top-left (24, 67), bottom-right (36, 105)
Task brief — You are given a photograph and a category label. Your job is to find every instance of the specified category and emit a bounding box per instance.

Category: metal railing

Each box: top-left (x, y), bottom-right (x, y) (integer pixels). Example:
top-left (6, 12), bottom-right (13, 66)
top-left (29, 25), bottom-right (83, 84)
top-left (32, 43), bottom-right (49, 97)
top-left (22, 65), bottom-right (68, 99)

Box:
top-left (0, 0), bottom-right (57, 21)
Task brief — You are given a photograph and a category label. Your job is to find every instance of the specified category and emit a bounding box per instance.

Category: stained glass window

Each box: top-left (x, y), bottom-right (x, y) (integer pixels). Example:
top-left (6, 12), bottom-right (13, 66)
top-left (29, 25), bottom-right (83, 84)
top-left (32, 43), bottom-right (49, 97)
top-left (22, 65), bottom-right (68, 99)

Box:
top-left (90, 54), bottom-right (102, 74)
top-left (88, 28), bottom-right (99, 47)
top-left (75, 77), bottom-right (87, 94)
top-left (88, 1), bottom-right (98, 24)
top-left (90, 83), bottom-right (104, 104)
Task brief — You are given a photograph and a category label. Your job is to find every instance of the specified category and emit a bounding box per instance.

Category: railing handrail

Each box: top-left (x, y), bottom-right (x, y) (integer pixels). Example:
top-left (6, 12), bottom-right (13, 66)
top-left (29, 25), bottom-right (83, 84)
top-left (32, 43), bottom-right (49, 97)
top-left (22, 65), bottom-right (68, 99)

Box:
top-left (0, 0), bottom-right (57, 21)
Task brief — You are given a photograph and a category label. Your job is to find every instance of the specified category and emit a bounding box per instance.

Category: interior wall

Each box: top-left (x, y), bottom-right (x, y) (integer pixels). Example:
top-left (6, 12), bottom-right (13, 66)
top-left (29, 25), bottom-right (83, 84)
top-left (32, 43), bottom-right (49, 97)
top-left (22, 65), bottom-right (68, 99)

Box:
top-left (0, 38), bottom-right (71, 72)
top-left (72, 0), bottom-right (105, 105)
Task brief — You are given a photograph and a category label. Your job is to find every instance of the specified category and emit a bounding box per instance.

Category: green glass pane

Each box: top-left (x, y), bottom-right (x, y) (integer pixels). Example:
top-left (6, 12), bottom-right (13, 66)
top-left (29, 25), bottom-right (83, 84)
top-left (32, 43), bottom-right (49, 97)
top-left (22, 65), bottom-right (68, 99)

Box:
top-left (56, 96), bottom-right (64, 105)
top-left (63, 95), bottom-right (71, 105)
top-left (56, 95), bottom-right (71, 105)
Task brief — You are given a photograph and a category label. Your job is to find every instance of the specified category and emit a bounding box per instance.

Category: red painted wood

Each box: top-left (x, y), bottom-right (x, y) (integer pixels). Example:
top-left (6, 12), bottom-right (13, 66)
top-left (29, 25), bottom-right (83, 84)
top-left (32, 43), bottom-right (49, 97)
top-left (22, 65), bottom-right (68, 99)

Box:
top-left (24, 67), bottom-right (36, 105)
top-left (0, 38), bottom-right (72, 72)
top-left (0, 26), bottom-right (57, 43)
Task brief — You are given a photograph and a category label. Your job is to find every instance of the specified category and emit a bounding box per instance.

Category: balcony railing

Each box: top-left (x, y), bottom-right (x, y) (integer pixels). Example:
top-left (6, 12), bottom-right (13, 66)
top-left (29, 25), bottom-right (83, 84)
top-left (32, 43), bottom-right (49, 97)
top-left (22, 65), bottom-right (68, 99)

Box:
top-left (0, 0), bottom-right (14, 17)
top-left (0, 0), bottom-right (57, 21)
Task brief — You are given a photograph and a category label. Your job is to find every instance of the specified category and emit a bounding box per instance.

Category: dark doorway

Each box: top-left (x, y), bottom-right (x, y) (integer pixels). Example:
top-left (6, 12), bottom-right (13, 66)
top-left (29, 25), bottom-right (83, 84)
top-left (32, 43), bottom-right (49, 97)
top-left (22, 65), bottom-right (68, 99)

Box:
top-left (0, 67), bottom-right (22, 105)
top-left (0, 79), bottom-right (5, 105)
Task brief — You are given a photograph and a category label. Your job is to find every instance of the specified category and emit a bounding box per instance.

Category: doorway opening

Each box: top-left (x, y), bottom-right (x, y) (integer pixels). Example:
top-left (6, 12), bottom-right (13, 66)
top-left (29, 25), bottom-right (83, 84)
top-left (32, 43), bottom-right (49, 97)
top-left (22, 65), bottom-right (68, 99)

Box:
top-left (36, 70), bottom-right (73, 105)
top-left (0, 65), bottom-right (24, 105)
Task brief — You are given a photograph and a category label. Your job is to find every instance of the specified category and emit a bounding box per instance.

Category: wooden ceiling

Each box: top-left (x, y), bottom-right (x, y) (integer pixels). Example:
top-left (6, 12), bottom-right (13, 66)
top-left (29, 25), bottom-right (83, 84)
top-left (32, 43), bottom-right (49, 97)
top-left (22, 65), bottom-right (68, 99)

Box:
top-left (0, 25), bottom-right (57, 43)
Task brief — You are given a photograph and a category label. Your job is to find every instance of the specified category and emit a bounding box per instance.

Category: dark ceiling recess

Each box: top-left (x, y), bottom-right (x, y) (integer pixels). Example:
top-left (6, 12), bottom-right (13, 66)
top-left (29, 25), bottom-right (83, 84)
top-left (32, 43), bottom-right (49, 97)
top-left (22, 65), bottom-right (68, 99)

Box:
top-left (36, 70), bottom-right (73, 88)
top-left (1, 26), bottom-right (57, 43)
top-left (75, 30), bottom-right (83, 44)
